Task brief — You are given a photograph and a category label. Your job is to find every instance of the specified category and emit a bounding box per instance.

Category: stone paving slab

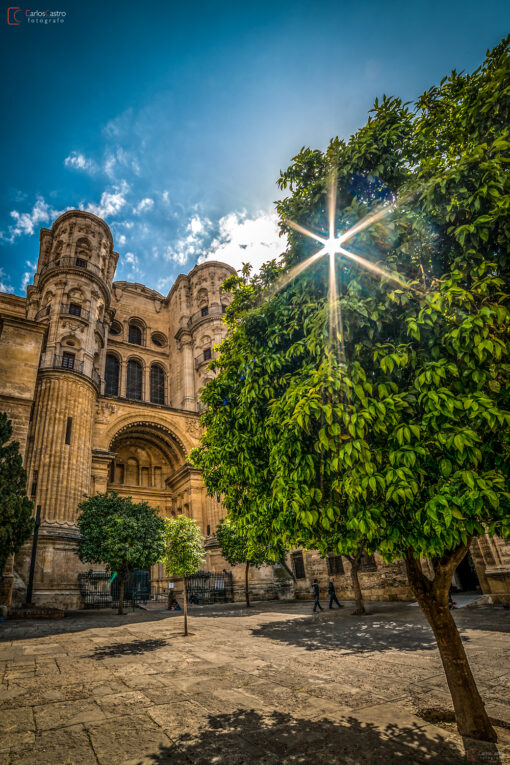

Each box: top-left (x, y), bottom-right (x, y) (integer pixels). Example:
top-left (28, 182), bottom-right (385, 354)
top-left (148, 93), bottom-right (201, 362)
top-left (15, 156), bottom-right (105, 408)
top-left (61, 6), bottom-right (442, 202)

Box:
top-left (0, 600), bottom-right (509, 763)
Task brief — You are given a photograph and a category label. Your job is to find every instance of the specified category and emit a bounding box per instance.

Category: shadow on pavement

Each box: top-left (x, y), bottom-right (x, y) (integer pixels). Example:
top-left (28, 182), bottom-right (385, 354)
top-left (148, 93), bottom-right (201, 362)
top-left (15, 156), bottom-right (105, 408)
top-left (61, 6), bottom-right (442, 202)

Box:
top-left (250, 614), bottom-right (444, 653)
top-left (91, 637), bottom-right (168, 660)
top-left (133, 708), bottom-right (494, 764)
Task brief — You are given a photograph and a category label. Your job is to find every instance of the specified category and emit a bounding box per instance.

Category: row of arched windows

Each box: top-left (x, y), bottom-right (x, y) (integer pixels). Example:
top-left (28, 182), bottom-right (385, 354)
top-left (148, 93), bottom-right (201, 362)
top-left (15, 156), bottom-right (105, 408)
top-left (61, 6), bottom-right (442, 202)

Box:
top-left (105, 354), bottom-right (166, 405)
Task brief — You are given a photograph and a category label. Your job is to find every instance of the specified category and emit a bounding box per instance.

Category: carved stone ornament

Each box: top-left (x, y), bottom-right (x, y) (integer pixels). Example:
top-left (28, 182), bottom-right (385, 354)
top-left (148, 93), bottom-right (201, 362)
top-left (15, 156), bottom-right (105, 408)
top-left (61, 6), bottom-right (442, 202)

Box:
top-left (185, 417), bottom-right (201, 437)
top-left (95, 401), bottom-right (117, 424)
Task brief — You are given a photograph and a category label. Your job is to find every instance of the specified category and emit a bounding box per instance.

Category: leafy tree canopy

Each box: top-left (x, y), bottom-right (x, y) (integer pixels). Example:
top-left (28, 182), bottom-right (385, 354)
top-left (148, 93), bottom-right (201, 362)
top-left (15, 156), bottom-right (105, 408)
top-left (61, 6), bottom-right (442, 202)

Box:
top-left (193, 37), bottom-right (510, 565)
top-left (192, 38), bottom-right (510, 740)
top-left (216, 516), bottom-right (278, 568)
top-left (77, 492), bottom-right (166, 575)
top-left (0, 412), bottom-right (33, 575)
top-left (161, 515), bottom-right (205, 578)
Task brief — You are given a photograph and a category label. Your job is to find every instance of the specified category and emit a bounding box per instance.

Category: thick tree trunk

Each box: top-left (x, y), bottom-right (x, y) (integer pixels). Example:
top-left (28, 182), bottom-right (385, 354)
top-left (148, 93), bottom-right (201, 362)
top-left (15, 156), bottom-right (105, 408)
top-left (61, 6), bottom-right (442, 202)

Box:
top-left (118, 575), bottom-right (125, 616)
top-left (405, 550), bottom-right (496, 742)
top-left (245, 561), bottom-right (251, 608)
top-left (347, 550), bottom-right (366, 615)
top-left (183, 581), bottom-right (188, 636)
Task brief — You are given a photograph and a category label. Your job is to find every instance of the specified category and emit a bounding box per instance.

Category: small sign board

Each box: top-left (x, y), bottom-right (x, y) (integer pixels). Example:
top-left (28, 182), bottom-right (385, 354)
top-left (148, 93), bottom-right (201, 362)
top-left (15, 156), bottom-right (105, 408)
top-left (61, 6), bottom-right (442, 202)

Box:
top-left (168, 582), bottom-right (174, 589)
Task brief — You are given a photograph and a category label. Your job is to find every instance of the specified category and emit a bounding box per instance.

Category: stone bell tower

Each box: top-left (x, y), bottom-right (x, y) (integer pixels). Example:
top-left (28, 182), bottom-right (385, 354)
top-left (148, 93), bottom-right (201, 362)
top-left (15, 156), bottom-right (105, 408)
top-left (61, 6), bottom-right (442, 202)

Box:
top-left (22, 211), bottom-right (118, 608)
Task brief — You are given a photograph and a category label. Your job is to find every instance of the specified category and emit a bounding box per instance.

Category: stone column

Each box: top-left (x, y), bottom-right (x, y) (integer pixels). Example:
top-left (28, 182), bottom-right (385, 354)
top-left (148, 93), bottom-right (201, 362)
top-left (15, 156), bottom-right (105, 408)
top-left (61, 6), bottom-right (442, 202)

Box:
top-left (18, 370), bottom-right (98, 608)
top-left (175, 328), bottom-right (195, 410)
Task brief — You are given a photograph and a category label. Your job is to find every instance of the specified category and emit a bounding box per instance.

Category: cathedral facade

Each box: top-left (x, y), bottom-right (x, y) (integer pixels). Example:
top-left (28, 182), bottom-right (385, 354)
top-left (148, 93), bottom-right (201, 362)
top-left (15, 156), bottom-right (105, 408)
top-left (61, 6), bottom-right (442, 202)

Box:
top-left (0, 209), bottom-right (509, 608)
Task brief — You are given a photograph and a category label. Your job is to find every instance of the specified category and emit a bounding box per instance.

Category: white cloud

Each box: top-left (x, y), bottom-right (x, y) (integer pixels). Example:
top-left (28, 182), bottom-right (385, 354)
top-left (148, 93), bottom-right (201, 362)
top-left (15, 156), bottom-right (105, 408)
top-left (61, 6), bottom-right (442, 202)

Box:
top-left (1, 197), bottom-right (62, 242)
top-left (64, 151), bottom-right (97, 173)
top-left (85, 181), bottom-right (129, 219)
top-left (133, 197), bottom-right (154, 215)
top-left (163, 213), bottom-right (212, 266)
top-left (0, 268), bottom-right (14, 293)
top-left (117, 234), bottom-right (127, 246)
top-left (21, 260), bottom-right (37, 292)
top-left (202, 210), bottom-right (285, 273)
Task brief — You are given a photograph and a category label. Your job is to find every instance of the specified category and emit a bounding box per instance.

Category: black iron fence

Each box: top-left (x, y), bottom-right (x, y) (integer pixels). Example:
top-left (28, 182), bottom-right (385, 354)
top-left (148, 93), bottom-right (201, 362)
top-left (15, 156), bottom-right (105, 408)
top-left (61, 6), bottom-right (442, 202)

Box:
top-left (185, 570), bottom-right (234, 605)
top-left (78, 569), bottom-right (234, 609)
top-left (78, 570), bottom-right (151, 609)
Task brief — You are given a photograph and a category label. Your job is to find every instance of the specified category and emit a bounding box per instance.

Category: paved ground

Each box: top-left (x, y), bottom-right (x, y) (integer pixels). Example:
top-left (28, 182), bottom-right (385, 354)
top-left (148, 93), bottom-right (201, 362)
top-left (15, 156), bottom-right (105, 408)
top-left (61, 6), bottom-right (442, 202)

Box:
top-left (0, 600), bottom-right (509, 764)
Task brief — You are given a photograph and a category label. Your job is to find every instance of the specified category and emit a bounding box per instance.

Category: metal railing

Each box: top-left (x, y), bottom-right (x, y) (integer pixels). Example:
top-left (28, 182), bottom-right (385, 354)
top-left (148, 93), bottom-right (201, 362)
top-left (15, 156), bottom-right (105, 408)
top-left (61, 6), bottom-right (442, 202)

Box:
top-left (60, 304), bottom-right (90, 321)
top-left (187, 304), bottom-right (225, 328)
top-left (34, 306), bottom-right (51, 321)
top-left (39, 354), bottom-right (101, 390)
top-left (39, 257), bottom-right (106, 281)
top-left (194, 349), bottom-right (216, 369)
top-left (39, 354), bottom-right (85, 374)
top-left (92, 368), bottom-right (101, 388)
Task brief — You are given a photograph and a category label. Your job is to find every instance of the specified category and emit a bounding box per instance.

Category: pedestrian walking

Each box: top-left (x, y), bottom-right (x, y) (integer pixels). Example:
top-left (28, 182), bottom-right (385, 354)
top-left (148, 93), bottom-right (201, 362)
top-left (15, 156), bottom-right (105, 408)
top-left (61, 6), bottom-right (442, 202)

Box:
top-left (312, 579), bottom-right (323, 612)
top-left (328, 576), bottom-right (343, 609)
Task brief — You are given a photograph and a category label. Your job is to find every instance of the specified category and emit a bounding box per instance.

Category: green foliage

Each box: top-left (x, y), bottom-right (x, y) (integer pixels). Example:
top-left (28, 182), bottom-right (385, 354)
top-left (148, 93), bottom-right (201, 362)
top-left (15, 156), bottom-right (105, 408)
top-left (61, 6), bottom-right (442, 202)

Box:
top-left (0, 412), bottom-right (34, 574)
top-left (161, 515), bottom-right (205, 578)
top-left (192, 38), bottom-right (510, 566)
top-left (77, 492), bottom-right (166, 576)
top-left (215, 517), bottom-right (277, 567)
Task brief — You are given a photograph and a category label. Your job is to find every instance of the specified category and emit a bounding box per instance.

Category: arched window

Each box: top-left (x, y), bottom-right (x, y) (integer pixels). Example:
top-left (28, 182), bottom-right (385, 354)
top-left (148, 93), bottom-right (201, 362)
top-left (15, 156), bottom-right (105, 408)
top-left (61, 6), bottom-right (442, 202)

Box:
top-left (105, 354), bottom-right (120, 396)
top-left (126, 359), bottom-right (143, 400)
top-left (150, 364), bottom-right (165, 405)
top-left (128, 323), bottom-right (142, 345)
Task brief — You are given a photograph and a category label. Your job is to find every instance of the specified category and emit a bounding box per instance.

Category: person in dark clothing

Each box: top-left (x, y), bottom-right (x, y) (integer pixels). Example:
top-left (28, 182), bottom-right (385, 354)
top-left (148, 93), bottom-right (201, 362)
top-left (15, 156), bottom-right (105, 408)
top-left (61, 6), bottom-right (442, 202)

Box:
top-left (328, 576), bottom-right (343, 609)
top-left (312, 579), bottom-right (323, 612)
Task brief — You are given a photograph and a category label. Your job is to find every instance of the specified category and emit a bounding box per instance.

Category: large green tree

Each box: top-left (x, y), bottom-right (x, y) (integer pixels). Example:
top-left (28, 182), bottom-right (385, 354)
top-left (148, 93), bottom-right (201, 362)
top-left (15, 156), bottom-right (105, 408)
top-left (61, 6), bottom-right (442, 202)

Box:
top-left (193, 39), bottom-right (510, 742)
top-left (216, 516), bottom-right (289, 607)
top-left (77, 492), bottom-right (166, 614)
top-left (0, 412), bottom-right (34, 582)
top-left (161, 515), bottom-right (205, 636)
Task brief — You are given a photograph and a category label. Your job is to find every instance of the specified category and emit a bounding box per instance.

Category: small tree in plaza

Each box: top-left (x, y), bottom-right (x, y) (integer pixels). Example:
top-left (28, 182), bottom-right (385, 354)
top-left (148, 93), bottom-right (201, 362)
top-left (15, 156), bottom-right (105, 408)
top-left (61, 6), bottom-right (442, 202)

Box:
top-left (161, 515), bottom-right (205, 636)
top-left (216, 516), bottom-right (286, 607)
top-left (193, 38), bottom-right (510, 743)
top-left (0, 412), bottom-right (34, 581)
top-left (77, 492), bottom-right (166, 615)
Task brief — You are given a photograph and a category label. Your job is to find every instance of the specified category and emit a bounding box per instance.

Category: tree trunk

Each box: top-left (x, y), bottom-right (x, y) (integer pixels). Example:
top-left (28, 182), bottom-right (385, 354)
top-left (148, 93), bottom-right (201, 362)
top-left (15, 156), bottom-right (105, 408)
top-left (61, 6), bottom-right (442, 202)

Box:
top-left (183, 580), bottom-right (188, 637)
top-left (348, 551), bottom-right (365, 615)
top-left (405, 550), bottom-right (496, 742)
top-left (118, 575), bottom-right (125, 615)
top-left (245, 560), bottom-right (251, 608)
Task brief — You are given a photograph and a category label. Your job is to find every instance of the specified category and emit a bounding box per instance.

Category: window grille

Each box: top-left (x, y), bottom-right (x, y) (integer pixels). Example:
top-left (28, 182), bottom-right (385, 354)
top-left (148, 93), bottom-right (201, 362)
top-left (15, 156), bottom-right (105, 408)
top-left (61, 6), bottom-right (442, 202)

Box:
top-left (69, 303), bottom-right (82, 317)
top-left (150, 364), bottom-right (165, 405)
top-left (327, 554), bottom-right (344, 575)
top-left (291, 551), bottom-right (306, 579)
top-left (128, 324), bottom-right (142, 345)
top-left (105, 354), bottom-right (120, 396)
top-left (62, 352), bottom-right (75, 369)
top-left (201, 306), bottom-right (209, 317)
top-left (75, 258), bottom-right (87, 268)
top-left (203, 347), bottom-right (212, 361)
top-left (361, 552), bottom-right (377, 572)
top-left (109, 322), bottom-right (122, 336)
top-left (126, 359), bottom-right (142, 399)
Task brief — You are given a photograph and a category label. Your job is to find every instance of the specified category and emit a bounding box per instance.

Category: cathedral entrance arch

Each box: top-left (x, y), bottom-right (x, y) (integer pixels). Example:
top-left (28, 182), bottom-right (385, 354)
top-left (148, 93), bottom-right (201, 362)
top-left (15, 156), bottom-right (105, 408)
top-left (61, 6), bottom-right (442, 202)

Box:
top-left (106, 420), bottom-right (196, 593)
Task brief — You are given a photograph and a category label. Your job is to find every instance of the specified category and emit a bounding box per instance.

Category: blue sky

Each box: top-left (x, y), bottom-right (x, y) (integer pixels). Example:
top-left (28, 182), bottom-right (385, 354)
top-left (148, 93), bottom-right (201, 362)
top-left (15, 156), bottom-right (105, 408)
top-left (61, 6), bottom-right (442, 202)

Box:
top-left (1, 0), bottom-right (508, 296)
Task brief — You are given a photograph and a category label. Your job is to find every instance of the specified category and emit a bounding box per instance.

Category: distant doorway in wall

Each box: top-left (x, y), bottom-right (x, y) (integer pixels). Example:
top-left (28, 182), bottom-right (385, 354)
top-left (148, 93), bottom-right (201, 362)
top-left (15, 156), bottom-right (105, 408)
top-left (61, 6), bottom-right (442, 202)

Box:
top-left (453, 551), bottom-right (480, 592)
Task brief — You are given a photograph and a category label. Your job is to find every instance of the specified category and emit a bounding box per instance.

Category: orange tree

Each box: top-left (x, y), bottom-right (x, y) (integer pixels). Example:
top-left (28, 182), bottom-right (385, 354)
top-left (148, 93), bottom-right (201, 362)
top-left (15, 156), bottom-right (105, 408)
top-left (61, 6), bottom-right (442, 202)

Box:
top-left (192, 38), bottom-right (510, 741)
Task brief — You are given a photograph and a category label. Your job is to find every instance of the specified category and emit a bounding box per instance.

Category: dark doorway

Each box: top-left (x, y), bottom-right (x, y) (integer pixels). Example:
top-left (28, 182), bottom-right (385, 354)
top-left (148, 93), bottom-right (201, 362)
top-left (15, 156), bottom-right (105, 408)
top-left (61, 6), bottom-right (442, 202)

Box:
top-left (454, 551), bottom-right (480, 591)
